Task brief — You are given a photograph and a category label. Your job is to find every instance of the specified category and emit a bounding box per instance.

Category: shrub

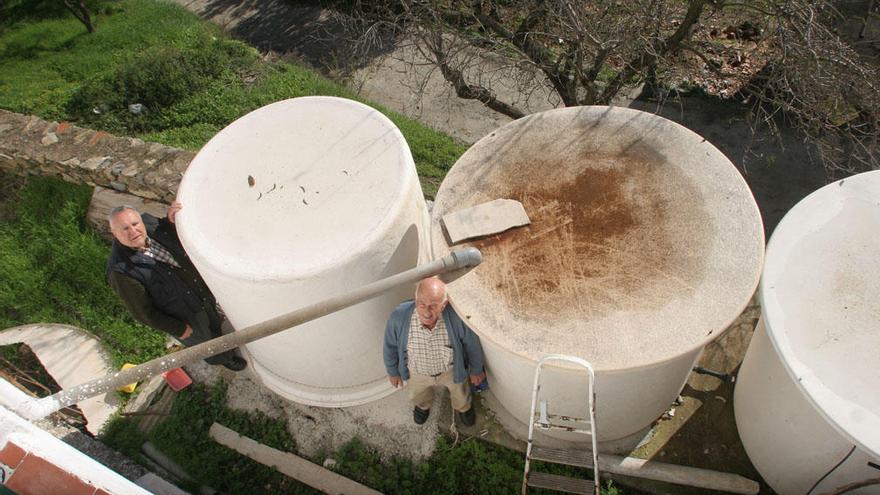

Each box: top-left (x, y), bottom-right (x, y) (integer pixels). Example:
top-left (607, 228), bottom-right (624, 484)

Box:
top-left (100, 413), bottom-right (149, 461)
top-left (67, 35), bottom-right (258, 133)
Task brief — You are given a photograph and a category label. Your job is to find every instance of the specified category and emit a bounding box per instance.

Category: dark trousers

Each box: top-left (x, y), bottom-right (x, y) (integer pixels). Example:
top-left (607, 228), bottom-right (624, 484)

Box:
top-left (180, 309), bottom-right (238, 365)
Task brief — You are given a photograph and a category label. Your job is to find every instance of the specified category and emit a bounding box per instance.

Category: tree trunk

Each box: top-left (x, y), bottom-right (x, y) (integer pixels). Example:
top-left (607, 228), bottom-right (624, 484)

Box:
top-left (61, 0), bottom-right (95, 33)
top-left (598, 0), bottom-right (707, 103)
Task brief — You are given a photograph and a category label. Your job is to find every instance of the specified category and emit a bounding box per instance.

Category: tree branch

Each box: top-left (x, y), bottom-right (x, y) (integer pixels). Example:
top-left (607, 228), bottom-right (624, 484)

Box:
top-left (473, 2), bottom-right (578, 105)
top-left (425, 35), bottom-right (526, 119)
top-left (598, 0), bottom-right (708, 102)
top-left (61, 0), bottom-right (95, 33)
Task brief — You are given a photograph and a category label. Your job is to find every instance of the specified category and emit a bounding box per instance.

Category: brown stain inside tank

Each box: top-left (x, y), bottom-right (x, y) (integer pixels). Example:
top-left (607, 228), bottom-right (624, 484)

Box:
top-left (469, 149), bottom-right (710, 323)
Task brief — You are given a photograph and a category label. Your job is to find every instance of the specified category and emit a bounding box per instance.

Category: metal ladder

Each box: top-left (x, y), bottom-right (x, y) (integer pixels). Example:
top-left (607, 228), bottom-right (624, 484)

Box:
top-left (522, 355), bottom-right (600, 495)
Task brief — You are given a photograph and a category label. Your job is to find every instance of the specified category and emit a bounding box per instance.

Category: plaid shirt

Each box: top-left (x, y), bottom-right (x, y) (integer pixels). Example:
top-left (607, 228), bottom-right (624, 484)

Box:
top-left (406, 311), bottom-right (453, 376)
top-left (141, 237), bottom-right (181, 268)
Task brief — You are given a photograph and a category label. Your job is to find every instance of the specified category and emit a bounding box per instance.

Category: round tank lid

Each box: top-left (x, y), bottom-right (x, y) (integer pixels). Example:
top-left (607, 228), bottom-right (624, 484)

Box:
top-left (431, 106), bottom-right (764, 371)
top-left (176, 97), bottom-right (414, 279)
top-left (761, 170), bottom-right (880, 457)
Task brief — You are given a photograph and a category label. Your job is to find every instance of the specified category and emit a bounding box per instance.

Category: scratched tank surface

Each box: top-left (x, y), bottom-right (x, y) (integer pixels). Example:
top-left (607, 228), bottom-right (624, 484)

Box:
top-left (431, 106), bottom-right (764, 446)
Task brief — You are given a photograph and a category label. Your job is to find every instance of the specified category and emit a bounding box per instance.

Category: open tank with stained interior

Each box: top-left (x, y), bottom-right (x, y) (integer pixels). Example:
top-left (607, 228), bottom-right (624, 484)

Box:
top-left (431, 106), bottom-right (765, 448)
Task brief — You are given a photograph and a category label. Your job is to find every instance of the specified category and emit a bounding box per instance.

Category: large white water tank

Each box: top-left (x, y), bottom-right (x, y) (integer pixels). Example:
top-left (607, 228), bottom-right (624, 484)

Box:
top-left (176, 97), bottom-right (429, 407)
top-left (431, 106), bottom-right (764, 445)
top-left (735, 170), bottom-right (880, 494)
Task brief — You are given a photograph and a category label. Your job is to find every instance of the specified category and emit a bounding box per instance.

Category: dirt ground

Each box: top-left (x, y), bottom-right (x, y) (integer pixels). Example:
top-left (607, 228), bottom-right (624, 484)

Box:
top-left (170, 1), bottom-right (838, 493)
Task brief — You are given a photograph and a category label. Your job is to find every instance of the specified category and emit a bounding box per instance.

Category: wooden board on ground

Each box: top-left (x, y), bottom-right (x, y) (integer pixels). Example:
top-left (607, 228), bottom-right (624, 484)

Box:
top-left (134, 385), bottom-right (175, 435)
top-left (209, 422), bottom-right (382, 495)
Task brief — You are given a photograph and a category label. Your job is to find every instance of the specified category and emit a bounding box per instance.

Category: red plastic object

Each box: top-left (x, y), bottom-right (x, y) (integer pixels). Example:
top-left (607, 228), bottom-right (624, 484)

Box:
top-left (162, 368), bottom-right (192, 391)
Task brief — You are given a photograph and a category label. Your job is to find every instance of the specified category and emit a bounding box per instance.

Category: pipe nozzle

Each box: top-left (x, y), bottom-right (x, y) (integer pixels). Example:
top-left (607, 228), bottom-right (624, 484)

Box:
top-left (451, 247), bottom-right (482, 268)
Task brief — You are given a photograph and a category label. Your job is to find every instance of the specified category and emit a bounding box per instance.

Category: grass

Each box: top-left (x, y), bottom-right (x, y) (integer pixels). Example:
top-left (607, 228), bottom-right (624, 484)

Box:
top-left (0, 0), bottom-right (463, 352)
top-left (0, 176), bottom-right (166, 366)
top-left (0, 0), bottom-right (465, 197)
top-left (102, 382), bottom-right (310, 494)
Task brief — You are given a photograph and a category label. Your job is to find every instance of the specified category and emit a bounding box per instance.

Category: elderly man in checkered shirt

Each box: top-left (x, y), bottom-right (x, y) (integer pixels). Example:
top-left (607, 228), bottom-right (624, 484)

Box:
top-left (383, 277), bottom-right (487, 426)
top-left (106, 203), bottom-right (246, 371)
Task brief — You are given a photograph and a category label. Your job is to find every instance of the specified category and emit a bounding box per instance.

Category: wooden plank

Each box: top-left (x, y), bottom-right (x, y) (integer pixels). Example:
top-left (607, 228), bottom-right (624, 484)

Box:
top-left (209, 423), bottom-right (382, 495)
top-left (600, 455), bottom-right (759, 495)
top-left (528, 446), bottom-right (759, 495)
top-left (527, 472), bottom-right (592, 495)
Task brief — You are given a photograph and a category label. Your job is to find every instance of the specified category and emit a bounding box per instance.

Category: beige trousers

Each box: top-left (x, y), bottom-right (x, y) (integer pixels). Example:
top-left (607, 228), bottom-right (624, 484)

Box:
top-left (407, 369), bottom-right (471, 412)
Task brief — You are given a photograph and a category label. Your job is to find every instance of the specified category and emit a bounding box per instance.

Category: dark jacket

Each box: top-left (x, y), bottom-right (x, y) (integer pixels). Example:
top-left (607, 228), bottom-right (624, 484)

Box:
top-left (106, 214), bottom-right (217, 339)
top-left (383, 301), bottom-right (485, 384)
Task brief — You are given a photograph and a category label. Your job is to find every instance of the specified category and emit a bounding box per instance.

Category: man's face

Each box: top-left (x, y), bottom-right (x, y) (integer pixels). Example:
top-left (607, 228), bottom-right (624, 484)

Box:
top-left (416, 288), bottom-right (446, 329)
top-left (110, 209), bottom-right (148, 249)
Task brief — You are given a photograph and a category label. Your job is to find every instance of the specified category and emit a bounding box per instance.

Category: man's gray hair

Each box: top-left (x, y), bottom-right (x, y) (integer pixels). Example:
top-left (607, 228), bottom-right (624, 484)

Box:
top-left (107, 205), bottom-right (140, 223)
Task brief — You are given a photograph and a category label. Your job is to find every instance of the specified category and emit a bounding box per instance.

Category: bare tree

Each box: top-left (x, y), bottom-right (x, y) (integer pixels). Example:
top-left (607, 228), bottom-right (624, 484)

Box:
top-left (734, 2), bottom-right (880, 175)
top-left (339, 0), bottom-right (879, 175)
top-left (61, 0), bottom-right (95, 33)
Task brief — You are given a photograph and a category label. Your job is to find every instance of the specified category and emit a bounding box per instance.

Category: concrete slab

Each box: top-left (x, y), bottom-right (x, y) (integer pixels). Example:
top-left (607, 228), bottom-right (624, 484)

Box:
top-left (0, 324), bottom-right (118, 436)
top-left (122, 375), bottom-right (167, 416)
top-left (133, 386), bottom-right (175, 436)
top-left (441, 199), bottom-right (530, 244)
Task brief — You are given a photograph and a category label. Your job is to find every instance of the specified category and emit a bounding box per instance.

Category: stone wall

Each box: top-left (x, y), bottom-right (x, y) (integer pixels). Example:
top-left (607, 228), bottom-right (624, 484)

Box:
top-left (0, 109), bottom-right (192, 203)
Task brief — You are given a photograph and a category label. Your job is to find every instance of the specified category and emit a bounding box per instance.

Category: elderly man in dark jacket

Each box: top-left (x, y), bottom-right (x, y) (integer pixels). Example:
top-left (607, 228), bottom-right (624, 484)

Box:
top-left (106, 202), bottom-right (246, 371)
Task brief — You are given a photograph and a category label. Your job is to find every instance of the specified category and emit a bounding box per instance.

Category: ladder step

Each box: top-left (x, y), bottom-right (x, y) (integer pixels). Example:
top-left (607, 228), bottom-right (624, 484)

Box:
top-left (527, 471), bottom-right (593, 495)
top-left (533, 423), bottom-right (593, 435)
top-left (545, 413), bottom-right (589, 422)
top-left (530, 446), bottom-right (594, 469)
top-left (534, 413), bottom-right (590, 423)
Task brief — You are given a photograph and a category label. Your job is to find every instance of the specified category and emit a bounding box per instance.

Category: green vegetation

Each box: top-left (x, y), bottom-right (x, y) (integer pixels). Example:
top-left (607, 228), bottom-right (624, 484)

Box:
top-left (0, 176), bottom-right (165, 366)
top-left (102, 380), bottom-right (618, 495)
top-left (103, 382), bottom-right (310, 494)
top-left (0, 0), bottom-right (464, 196)
top-left (334, 434), bottom-right (618, 495)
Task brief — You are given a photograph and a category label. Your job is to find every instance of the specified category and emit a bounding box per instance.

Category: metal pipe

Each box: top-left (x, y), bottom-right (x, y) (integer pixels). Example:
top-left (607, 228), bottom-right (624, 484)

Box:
top-left (12, 247), bottom-right (482, 421)
top-left (692, 366), bottom-right (735, 383)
